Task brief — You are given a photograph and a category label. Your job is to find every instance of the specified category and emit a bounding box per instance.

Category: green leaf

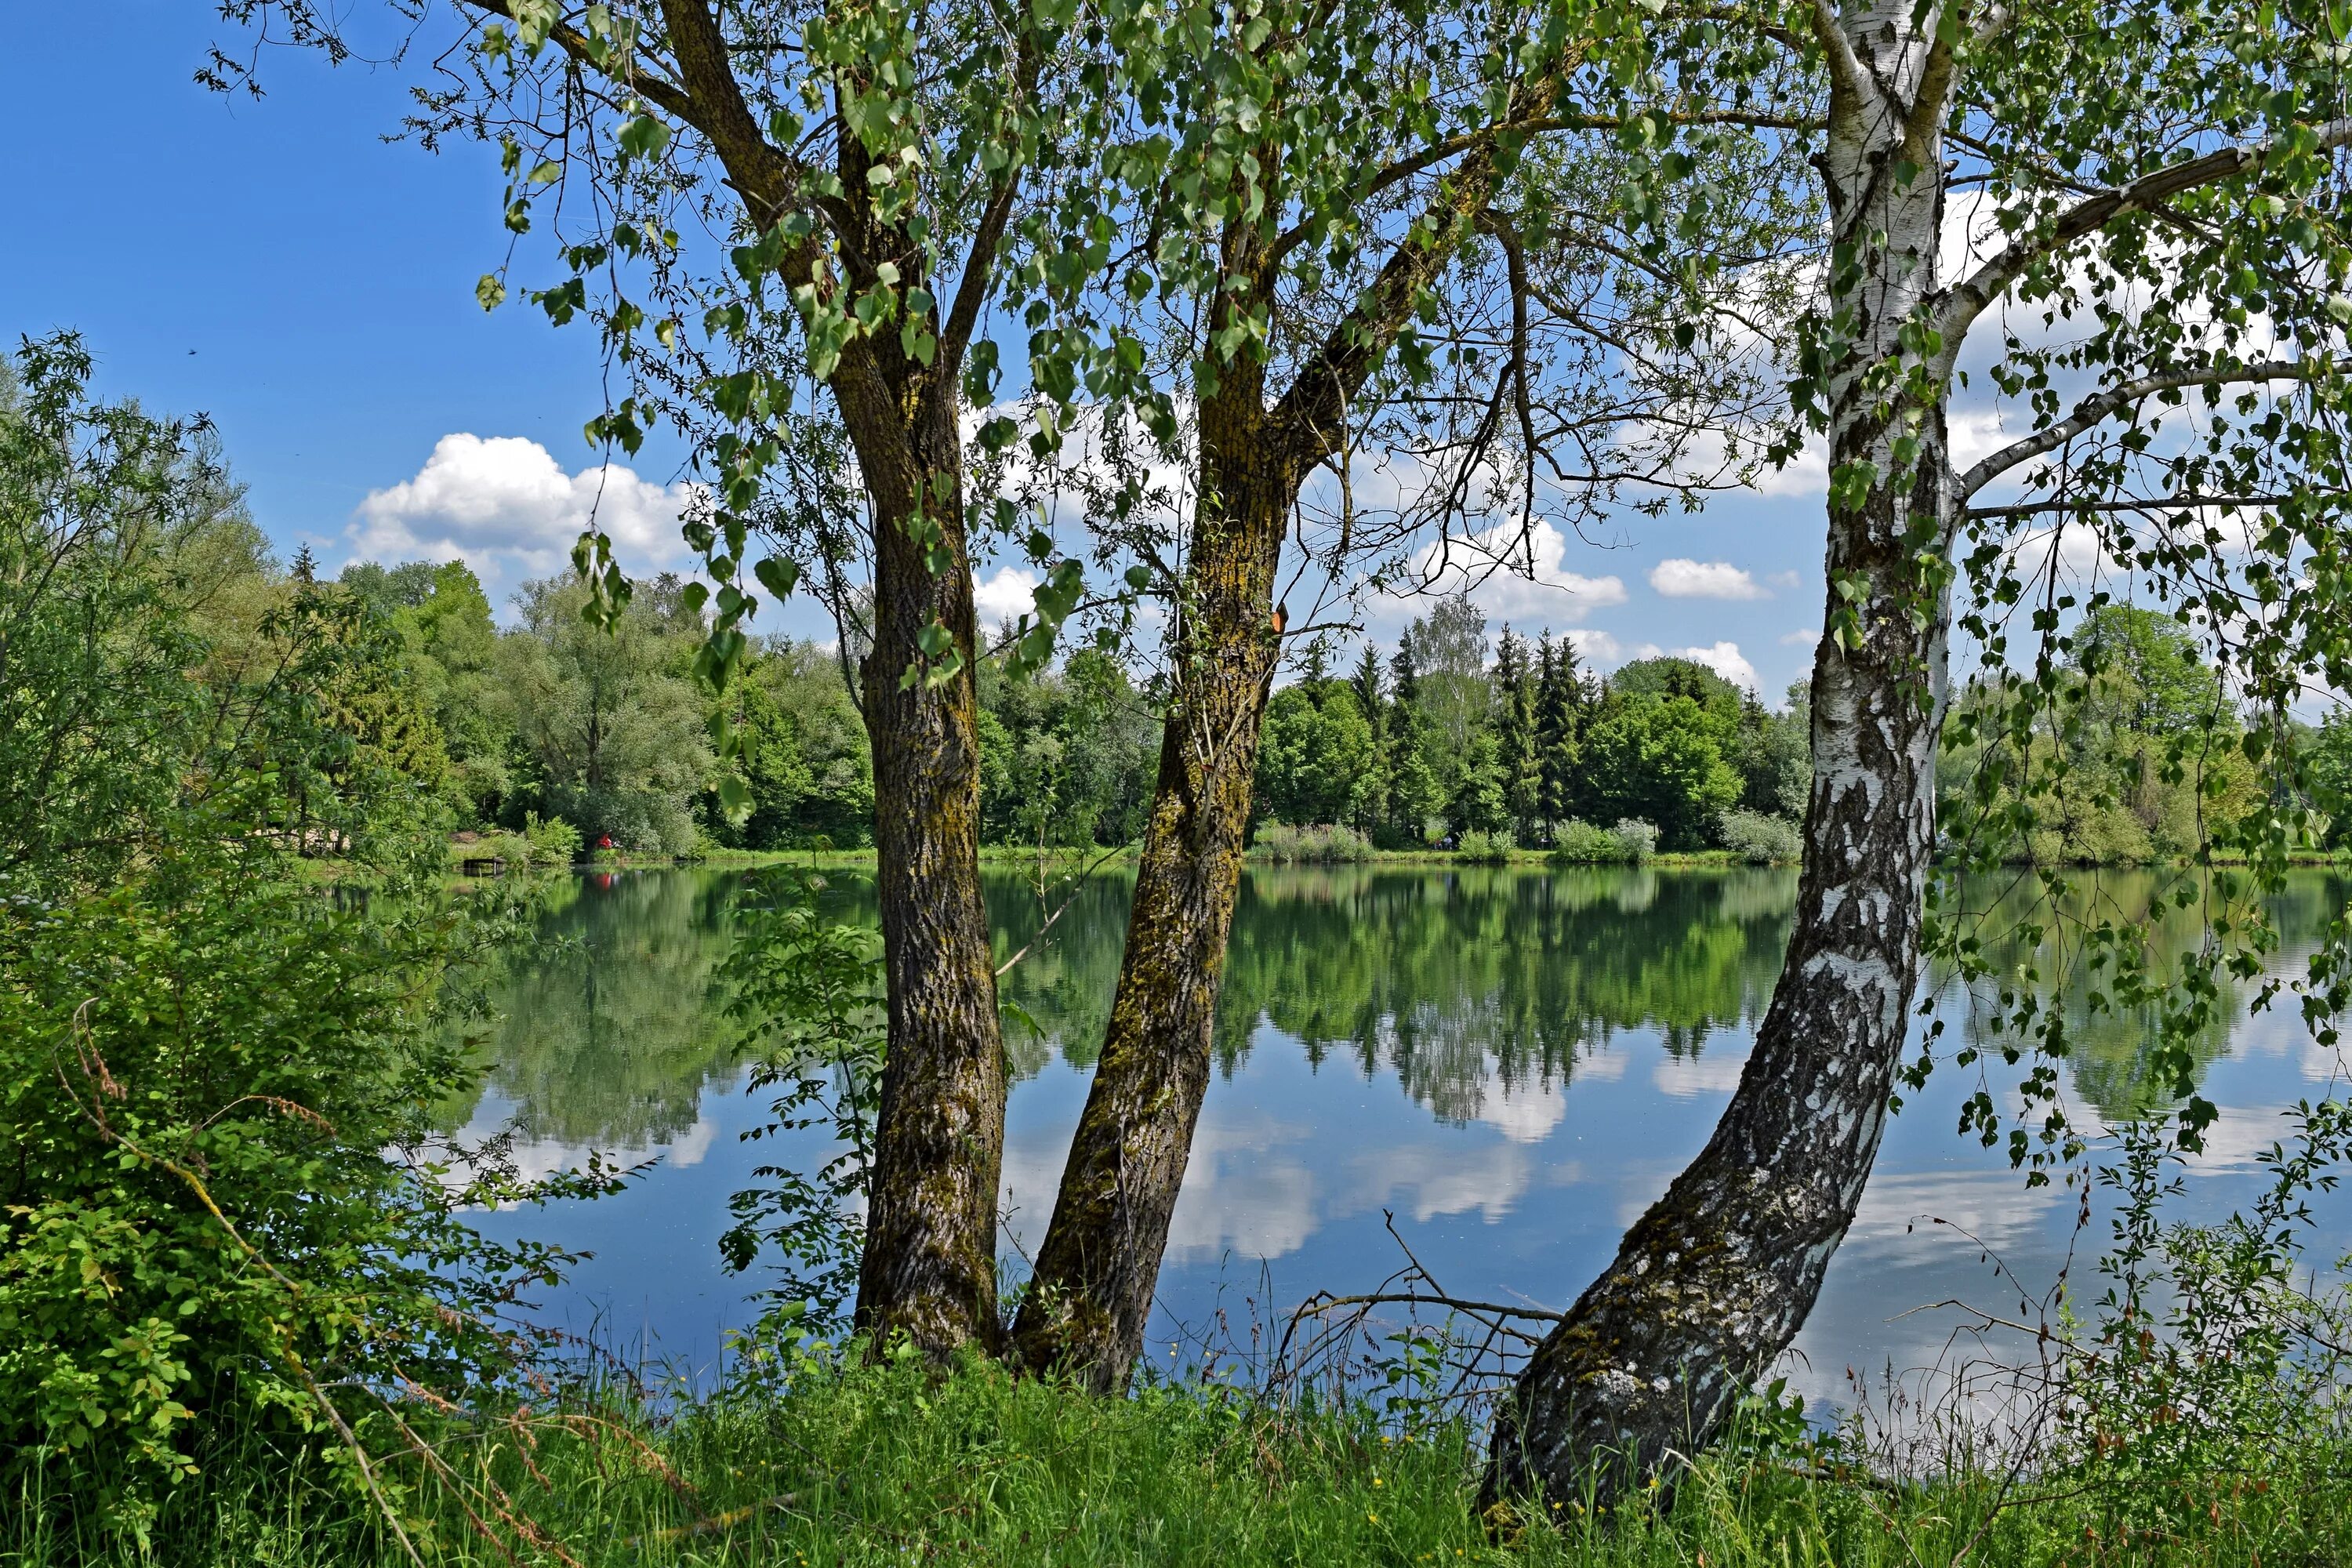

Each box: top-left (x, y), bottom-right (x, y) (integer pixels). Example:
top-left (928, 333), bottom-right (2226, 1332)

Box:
top-left (617, 114), bottom-right (671, 162)
top-left (753, 557), bottom-right (800, 601)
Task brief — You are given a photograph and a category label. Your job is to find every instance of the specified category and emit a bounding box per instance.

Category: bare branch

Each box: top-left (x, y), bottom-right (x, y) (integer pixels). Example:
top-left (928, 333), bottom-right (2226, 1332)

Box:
top-left (1965, 493), bottom-right (2297, 521)
top-left (1956, 361), bottom-right (2318, 500)
top-left (460, 1), bottom-right (696, 128)
top-left (1265, 108), bottom-right (1821, 270)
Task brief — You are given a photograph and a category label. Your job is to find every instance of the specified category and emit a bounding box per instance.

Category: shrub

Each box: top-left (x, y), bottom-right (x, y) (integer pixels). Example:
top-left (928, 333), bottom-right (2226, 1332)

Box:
top-left (1248, 822), bottom-right (1374, 863)
top-left (524, 810), bottom-right (583, 865)
top-left (1548, 818), bottom-right (1660, 863)
top-left (720, 870), bottom-right (888, 1325)
top-left (1454, 828), bottom-right (1511, 864)
top-left (1548, 818), bottom-right (1626, 863)
top-left (0, 342), bottom-right (590, 1534)
top-left (1717, 808), bottom-right (1804, 865)
top-left (1612, 818), bottom-right (1661, 862)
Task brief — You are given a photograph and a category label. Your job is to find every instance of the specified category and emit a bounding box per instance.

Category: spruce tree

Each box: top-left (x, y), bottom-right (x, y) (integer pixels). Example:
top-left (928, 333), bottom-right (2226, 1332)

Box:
top-left (1349, 643), bottom-right (1390, 840)
top-left (1494, 626), bottom-right (1542, 847)
top-left (1385, 640), bottom-right (1441, 847)
top-left (1350, 641), bottom-right (1385, 723)
top-left (1536, 631), bottom-right (1585, 829)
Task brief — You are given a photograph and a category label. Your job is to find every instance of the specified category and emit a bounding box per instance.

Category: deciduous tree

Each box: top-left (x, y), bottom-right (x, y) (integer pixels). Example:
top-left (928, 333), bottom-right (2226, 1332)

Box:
top-left (1485, 0), bottom-right (2352, 1510)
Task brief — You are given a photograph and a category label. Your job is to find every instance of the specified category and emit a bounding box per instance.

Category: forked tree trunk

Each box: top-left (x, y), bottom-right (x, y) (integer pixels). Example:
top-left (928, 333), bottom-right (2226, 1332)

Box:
top-left (1007, 358), bottom-right (1298, 1387)
top-left (853, 397), bottom-right (1008, 1358)
top-left (1008, 94), bottom-right (1528, 1388)
top-left (1483, 2), bottom-right (1959, 1509)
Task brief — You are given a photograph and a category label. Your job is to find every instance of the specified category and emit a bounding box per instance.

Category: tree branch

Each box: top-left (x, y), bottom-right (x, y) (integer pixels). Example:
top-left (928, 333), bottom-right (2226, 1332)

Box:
top-left (1965, 493), bottom-right (2294, 521)
top-left (1807, 0), bottom-right (1869, 103)
top-left (1956, 361), bottom-right (2318, 500)
top-left (656, 0), bottom-right (800, 220)
top-left (931, 42), bottom-right (1040, 398)
top-left (1270, 81), bottom-right (1562, 463)
top-left (1478, 209), bottom-right (1540, 538)
top-left (460, 0), bottom-right (698, 129)
top-left (1937, 118), bottom-right (2352, 343)
top-left (1264, 109), bottom-right (1821, 270)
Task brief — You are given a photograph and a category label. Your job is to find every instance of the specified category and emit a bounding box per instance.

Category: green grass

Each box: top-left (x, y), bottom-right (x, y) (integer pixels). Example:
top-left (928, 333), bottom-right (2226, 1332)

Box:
top-left (10, 1356), bottom-right (2350, 1566)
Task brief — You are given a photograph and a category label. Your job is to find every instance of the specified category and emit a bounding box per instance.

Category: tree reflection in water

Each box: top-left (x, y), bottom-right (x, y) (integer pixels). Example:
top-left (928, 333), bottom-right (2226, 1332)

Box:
top-left (455, 864), bottom-right (2351, 1158)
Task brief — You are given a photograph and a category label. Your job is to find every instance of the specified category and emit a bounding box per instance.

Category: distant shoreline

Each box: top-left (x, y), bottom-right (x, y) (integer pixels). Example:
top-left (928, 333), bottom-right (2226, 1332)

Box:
top-left (475, 844), bottom-right (2352, 877)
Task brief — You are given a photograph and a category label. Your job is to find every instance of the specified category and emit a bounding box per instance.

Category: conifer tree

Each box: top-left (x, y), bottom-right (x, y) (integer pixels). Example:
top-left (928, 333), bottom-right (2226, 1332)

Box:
top-left (1494, 626), bottom-right (1543, 847)
top-left (1385, 640), bottom-right (1442, 846)
top-left (1348, 642), bottom-right (1390, 840)
top-left (1535, 630), bottom-right (1584, 829)
top-left (1349, 641), bottom-right (1385, 724)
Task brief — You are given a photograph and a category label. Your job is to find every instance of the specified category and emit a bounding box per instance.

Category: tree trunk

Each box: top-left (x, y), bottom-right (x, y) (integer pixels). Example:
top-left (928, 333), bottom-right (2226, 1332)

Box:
top-left (853, 396), bottom-right (1008, 1359)
top-left (1483, 2), bottom-right (1958, 1509)
top-left (1008, 359), bottom-right (1296, 1389)
top-left (1006, 89), bottom-right (1527, 1388)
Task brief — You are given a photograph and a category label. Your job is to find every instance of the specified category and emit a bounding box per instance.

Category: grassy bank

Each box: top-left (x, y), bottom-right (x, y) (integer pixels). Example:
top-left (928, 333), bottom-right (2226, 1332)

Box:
top-left (10, 1356), bottom-right (2347, 1566)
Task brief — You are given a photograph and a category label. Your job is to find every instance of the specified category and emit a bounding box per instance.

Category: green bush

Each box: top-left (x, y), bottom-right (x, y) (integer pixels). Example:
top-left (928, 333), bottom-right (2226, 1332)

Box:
top-left (0, 341), bottom-right (586, 1537)
top-left (1611, 818), bottom-right (1660, 862)
top-left (1716, 808), bottom-right (1802, 864)
top-left (1249, 822), bottom-right (1374, 862)
top-left (523, 809), bottom-right (583, 865)
top-left (0, 845), bottom-right (566, 1517)
top-left (1455, 828), bottom-right (1512, 863)
top-left (1549, 818), bottom-right (1626, 862)
top-left (1548, 818), bottom-right (1660, 864)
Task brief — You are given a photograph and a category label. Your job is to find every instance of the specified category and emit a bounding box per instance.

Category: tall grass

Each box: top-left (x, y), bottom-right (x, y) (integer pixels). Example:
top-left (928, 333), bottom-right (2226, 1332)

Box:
top-left (9, 1350), bottom-right (2349, 1566)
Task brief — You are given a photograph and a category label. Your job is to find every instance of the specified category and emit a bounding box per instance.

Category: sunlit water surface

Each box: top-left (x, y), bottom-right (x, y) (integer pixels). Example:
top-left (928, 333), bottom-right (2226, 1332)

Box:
top-left (452, 865), bottom-right (2352, 1411)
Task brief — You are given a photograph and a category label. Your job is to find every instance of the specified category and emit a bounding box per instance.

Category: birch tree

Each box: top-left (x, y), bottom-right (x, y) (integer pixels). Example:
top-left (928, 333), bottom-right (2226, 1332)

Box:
top-left (1482, 0), bottom-right (2352, 1509)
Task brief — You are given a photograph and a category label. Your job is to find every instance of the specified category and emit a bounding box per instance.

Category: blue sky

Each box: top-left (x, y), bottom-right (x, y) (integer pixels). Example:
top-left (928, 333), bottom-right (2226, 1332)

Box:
top-left (4, 3), bottom-right (1835, 699)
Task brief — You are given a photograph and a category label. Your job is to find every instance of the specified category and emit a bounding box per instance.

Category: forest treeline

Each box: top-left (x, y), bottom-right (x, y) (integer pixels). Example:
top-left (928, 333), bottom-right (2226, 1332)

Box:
top-left (329, 549), bottom-right (2339, 866)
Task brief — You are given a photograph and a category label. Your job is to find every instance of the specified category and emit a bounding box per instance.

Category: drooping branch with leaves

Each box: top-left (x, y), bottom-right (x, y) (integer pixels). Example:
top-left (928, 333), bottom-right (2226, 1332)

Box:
top-left (214, 0), bottom-right (1174, 1357)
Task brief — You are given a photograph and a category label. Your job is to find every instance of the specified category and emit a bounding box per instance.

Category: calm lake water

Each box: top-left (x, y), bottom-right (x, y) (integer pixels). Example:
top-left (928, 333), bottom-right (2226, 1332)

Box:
top-left (453, 864), bottom-right (2352, 1410)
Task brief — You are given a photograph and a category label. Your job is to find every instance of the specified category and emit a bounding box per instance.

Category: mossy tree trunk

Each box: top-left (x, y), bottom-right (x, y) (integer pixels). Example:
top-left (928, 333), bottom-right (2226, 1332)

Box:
top-left (848, 384), bottom-right (1010, 1359)
top-left (1011, 121), bottom-right (1532, 1387)
top-left (1006, 310), bottom-right (1294, 1387)
top-left (510, 0), bottom-right (1028, 1359)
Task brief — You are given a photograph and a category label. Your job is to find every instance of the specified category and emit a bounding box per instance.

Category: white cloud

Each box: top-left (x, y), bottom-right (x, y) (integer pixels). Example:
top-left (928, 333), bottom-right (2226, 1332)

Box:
top-left (1780, 627), bottom-right (1821, 647)
top-left (1675, 641), bottom-right (1761, 693)
top-left (1399, 520), bottom-right (1629, 629)
top-left (1945, 406), bottom-right (2016, 475)
top-left (349, 434), bottom-right (701, 604)
top-left (1752, 438), bottom-right (1831, 496)
top-left (1162, 1108), bottom-right (1321, 1261)
top-left (1338, 1139), bottom-right (1534, 1225)
top-left (1631, 416), bottom-right (1828, 499)
top-left (1566, 629), bottom-right (1661, 670)
top-left (1650, 558), bottom-right (1768, 601)
top-left (972, 564), bottom-right (1042, 632)
top-left (1476, 1079), bottom-right (1568, 1144)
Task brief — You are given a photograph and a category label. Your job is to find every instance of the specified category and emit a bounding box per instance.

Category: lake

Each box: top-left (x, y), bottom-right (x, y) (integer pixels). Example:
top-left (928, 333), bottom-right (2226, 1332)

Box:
top-left (452, 863), bottom-right (2352, 1412)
